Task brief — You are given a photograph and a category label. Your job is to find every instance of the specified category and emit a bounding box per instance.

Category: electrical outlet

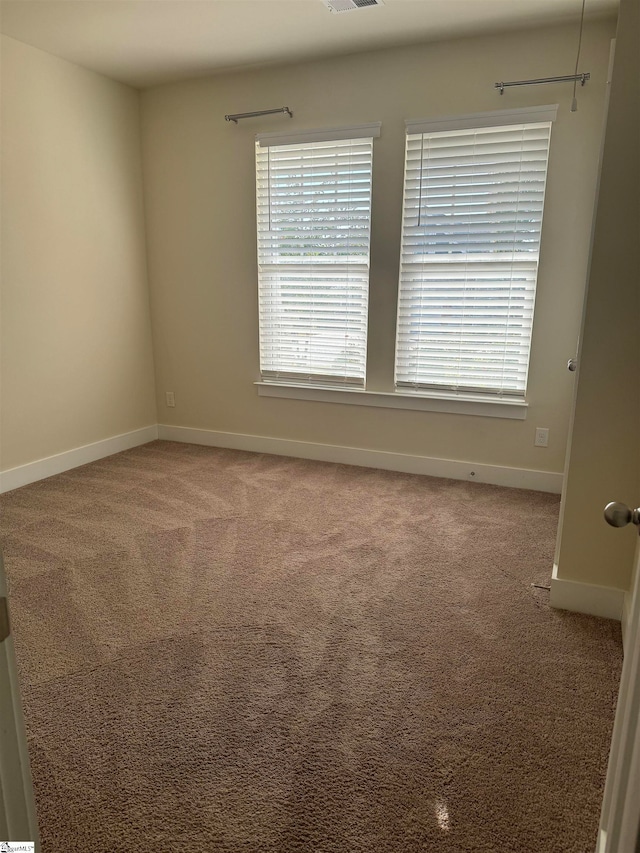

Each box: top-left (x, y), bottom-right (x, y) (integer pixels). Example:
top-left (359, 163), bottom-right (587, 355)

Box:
top-left (165, 391), bottom-right (175, 408)
top-left (534, 427), bottom-right (549, 447)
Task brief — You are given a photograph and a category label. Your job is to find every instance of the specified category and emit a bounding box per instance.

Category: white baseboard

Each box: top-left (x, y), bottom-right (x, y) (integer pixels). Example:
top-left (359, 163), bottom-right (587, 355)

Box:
top-left (157, 424), bottom-right (563, 493)
top-left (597, 829), bottom-right (607, 853)
top-left (550, 563), bottom-right (625, 622)
top-left (0, 425), bottom-right (159, 494)
top-left (0, 422), bottom-right (563, 496)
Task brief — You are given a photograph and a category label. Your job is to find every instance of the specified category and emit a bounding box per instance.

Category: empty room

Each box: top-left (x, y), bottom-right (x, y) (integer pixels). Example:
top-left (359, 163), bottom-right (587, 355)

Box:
top-left (0, 0), bottom-right (639, 851)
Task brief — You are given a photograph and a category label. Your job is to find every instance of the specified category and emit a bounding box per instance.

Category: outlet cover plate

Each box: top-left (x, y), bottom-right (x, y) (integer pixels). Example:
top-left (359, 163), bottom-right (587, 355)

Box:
top-left (534, 427), bottom-right (549, 447)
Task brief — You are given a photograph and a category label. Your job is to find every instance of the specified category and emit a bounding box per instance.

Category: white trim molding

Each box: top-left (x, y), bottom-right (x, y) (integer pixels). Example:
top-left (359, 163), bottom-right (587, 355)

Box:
top-left (405, 104), bottom-right (558, 135)
top-left (256, 381), bottom-right (528, 420)
top-left (550, 563), bottom-right (625, 622)
top-left (0, 556), bottom-right (40, 846)
top-left (622, 591), bottom-right (632, 652)
top-left (158, 424), bottom-right (562, 493)
top-left (0, 425), bottom-right (159, 494)
top-left (256, 121), bottom-right (381, 147)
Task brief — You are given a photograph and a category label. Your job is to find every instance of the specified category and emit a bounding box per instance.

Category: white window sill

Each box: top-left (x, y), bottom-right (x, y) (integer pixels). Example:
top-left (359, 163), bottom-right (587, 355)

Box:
top-left (255, 381), bottom-right (527, 420)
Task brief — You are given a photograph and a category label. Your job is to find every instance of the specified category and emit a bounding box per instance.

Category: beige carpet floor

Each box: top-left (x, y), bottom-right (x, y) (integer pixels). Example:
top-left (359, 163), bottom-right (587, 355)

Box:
top-left (0, 440), bottom-right (622, 852)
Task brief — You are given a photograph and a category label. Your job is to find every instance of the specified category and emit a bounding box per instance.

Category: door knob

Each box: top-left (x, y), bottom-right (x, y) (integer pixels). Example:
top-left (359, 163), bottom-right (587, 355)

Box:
top-left (567, 358), bottom-right (578, 372)
top-left (604, 502), bottom-right (640, 530)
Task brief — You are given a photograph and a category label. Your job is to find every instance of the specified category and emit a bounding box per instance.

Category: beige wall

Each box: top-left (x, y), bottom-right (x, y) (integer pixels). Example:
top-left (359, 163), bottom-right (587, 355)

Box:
top-left (141, 19), bottom-right (614, 474)
top-left (555, 0), bottom-right (640, 591)
top-left (1, 36), bottom-right (157, 472)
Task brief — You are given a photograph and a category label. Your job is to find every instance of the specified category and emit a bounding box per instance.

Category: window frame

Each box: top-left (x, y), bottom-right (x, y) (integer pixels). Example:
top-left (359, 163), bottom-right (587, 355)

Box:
top-left (255, 107), bottom-right (557, 419)
top-left (255, 123), bottom-right (381, 388)
top-left (393, 105), bottom-right (557, 401)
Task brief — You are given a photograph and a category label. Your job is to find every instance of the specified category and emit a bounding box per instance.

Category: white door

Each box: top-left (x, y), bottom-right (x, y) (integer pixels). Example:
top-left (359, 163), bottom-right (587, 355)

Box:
top-left (0, 554), bottom-right (39, 850)
top-left (597, 516), bottom-right (640, 853)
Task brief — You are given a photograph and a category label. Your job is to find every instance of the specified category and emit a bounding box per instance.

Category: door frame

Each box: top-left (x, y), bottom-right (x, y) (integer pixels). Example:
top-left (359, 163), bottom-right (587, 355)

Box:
top-left (0, 554), bottom-right (40, 849)
top-left (597, 538), bottom-right (640, 852)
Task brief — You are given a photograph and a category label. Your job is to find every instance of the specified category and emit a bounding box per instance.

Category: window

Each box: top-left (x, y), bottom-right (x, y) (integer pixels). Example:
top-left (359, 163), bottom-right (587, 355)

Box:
top-left (395, 106), bottom-right (555, 398)
top-left (256, 124), bottom-right (379, 387)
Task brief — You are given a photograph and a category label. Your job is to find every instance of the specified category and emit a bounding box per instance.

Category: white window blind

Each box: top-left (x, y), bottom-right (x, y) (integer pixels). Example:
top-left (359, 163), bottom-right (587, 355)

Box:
top-left (395, 116), bottom-right (553, 397)
top-left (256, 129), bottom-right (376, 386)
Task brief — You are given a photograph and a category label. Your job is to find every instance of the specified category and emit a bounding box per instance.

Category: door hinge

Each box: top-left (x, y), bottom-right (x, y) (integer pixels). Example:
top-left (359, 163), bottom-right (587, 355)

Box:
top-left (0, 596), bottom-right (10, 642)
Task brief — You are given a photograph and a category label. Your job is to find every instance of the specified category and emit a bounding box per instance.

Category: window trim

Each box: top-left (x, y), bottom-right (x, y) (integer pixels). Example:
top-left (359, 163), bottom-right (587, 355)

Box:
top-left (255, 381), bottom-right (527, 420)
top-left (394, 106), bottom-right (557, 398)
top-left (253, 108), bottom-right (558, 416)
top-left (255, 121), bottom-right (382, 148)
top-left (404, 104), bottom-right (558, 135)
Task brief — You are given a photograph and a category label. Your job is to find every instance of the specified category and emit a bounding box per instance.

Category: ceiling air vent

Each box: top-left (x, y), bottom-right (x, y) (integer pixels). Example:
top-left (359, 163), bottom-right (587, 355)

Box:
top-left (322, 0), bottom-right (384, 13)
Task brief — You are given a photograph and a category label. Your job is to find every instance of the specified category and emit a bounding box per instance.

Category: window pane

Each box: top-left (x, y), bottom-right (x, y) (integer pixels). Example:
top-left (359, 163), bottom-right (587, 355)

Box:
top-left (256, 137), bottom-right (374, 386)
top-left (395, 121), bottom-right (552, 396)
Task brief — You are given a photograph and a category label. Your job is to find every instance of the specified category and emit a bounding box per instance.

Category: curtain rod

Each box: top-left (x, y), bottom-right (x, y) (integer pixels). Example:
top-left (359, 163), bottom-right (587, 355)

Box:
top-left (225, 107), bottom-right (293, 124)
top-left (495, 73), bottom-right (590, 94)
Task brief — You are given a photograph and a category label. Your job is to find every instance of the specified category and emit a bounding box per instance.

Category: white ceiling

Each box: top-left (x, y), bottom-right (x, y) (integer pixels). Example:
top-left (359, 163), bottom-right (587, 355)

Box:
top-left (0, 0), bottom-right (619, 89)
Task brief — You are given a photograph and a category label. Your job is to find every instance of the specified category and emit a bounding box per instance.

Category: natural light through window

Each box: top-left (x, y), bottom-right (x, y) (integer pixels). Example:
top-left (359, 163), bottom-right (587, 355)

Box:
top-left (435, 797), bottom-right (450, 832)
top-left (256, 125), bottom-right (379, 387)
top-left (395, 107), bottom-right (555, 398)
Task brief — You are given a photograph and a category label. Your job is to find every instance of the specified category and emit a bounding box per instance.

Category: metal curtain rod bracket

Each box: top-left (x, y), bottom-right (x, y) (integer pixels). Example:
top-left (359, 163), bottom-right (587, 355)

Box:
top-left (225, 107), bottom-right (293, 123)
top-left (495, 73), bottom-right (590, 94)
